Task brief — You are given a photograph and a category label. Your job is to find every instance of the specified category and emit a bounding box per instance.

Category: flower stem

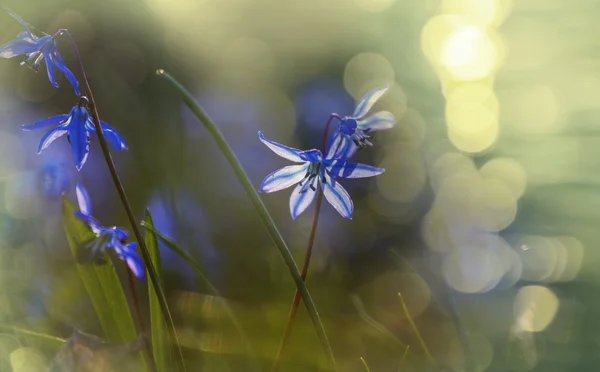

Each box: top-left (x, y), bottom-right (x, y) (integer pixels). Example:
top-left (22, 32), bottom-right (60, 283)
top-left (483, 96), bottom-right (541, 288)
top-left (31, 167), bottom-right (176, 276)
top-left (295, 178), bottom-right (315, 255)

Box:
top-left (126, 267), bottom-right (147, 341)
top-left (58, 30), bottom-right (186, 372)
top-left (155, 69), bottom-right (337, 372)
top-left (270, 114), bottom-right (337, 371)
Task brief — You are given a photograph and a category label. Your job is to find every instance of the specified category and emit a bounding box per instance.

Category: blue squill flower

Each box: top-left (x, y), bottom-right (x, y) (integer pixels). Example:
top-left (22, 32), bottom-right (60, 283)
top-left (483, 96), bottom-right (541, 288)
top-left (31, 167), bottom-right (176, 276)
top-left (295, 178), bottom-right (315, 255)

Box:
top-left (0, 8), bottom-right (80, 95)
top-left (258, 131), bottom-right (384, 219)
top-left (328, 85), bottom-right (395, 159)
top-left (73, 183), bottom-right (145, 280)
top-left (21, 97), bottom-right (128, 171)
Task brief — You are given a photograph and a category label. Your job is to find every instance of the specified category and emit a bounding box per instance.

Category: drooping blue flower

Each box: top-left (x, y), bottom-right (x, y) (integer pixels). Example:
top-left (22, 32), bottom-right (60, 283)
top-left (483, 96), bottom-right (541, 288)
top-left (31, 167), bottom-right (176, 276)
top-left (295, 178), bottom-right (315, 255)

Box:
top-left (21, 97), bottom-right (128, 171)
top-left (258, 131), bottom-right (384, 219)
top-left (73, 183), bottom-right (145, 280)
top-left (328, 85), bottom-right (396, 159)
top-left (0, 8), bottom-right (80, 95)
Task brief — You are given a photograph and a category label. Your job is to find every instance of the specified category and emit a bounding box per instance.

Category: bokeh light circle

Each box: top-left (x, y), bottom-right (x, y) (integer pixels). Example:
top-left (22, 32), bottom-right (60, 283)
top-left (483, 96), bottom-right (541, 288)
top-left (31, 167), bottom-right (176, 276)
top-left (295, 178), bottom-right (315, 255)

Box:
top-left (514, 286), bottom-right (559, 332)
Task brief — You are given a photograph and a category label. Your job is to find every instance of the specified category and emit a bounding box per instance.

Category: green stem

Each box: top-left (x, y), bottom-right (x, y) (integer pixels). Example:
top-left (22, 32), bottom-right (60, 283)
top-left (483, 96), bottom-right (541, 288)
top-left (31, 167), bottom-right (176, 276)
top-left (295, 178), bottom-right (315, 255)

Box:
top-left (156, 69), bottom-right (337, 371)
top-left (141, 222), bottom-right (262, 371)
top-left (360, 357), bottom-right (371, 372)
top-left (58, 30), bottom-right (185, 372)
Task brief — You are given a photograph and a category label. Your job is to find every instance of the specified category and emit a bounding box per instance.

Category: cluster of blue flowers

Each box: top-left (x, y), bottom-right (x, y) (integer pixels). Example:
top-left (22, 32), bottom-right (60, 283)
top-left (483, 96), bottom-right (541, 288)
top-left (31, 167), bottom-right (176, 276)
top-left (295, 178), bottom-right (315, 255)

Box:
top-left (259, 85), bottom-right (395, 219)
top-left (0, 9), bottom-right (144, 280)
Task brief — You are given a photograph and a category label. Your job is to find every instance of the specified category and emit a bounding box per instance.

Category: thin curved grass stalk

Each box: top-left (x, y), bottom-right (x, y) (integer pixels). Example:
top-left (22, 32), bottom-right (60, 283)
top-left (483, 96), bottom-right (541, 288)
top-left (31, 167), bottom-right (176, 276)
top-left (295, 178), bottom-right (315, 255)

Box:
top-left (141, 222), bottom-right (262, 372)
top-left (350, 294), bottom-right (408, 350)
top-left (360, 357), bottom-right (371, 372)
top-left (155, 69), bottom-right (337, 371)
top-left (397, 345), bottom-right (409, 372)
top-left (0, 324), bottom-right (65, 344)
top-left (398, 292), bottom-right (435, 367)
top-left (57, 30), bottom-right (184, 372)
top-left (388, 250), bottom-right (471, 371)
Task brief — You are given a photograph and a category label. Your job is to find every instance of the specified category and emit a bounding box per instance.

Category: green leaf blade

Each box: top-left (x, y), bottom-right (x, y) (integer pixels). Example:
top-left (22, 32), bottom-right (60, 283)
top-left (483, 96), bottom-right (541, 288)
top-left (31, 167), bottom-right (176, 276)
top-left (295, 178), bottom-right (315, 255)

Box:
top-left (62, 198), bottom-right (145, 369)
top-left (144, 210), bottom-right (170, 372)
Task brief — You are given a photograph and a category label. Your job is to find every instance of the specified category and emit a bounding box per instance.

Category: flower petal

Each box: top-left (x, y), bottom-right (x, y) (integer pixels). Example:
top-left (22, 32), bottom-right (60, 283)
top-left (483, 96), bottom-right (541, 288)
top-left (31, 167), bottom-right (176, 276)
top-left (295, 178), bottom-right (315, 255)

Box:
top-left (117, 242), bottom-right (146, 281)
top-left (0, 38), bottom-right (38, 58)
top-left (325, 159), bottom-right (385, 179)
top-left (52, 51), bottom-right (81, 96)
top-left (37, 125), bottom-right (68, 153)
top-left (258, 131), bottom-right (303, 162)
top-left (358, 111), bottom-right (395, 131)
top-left (260, 163), bottom-right (308, 193)
top-left (68, 107), bottom-right (91, 171)
top-left (21, 114), bottom-right (69, 130)
top-left (75, 182), bottom-right (92, 216)
top-left (43, 49), bottom-right (59, 88)
top-left (99, 121), bottom-right (128, 150)
top-left (324, 131), bottom-right (358, 160)
top-left (352, 85), bottom-right (390, 119)
top-left (289, 182), bottom-right (317, 219)
top-left (322, 175), bottom-right (353, 219)
top-left (73, 211), bottom-right (102, 234)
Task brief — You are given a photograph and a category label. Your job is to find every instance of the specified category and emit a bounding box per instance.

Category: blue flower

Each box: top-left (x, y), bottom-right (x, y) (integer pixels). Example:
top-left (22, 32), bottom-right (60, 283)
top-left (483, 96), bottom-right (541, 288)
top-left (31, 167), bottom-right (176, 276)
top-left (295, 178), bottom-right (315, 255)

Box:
top-left (73, 183), bottom-right (145, 280)
top-left (258, 131), bottom-right (384, 219)
top-left (0, 8), bottom-right (80, 95)
top-left (328, 85), bottom-right (396, 159)
top-left (21, 97), bottom-right (128, 171)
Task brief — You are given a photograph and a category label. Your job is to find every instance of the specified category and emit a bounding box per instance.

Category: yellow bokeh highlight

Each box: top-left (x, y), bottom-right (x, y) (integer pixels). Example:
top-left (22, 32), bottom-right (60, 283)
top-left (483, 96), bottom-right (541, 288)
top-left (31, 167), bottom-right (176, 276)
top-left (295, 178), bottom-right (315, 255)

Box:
top-left (470, 179), bottom-right (517, 232)
top-left (516, 235), bottom-right (557, 282)
top-left (440, 0), bottom-right (513, 26)
top-left (555, 236), bottom-right (584, 282)
top-left (441, 25), bottom-right (498, 80)
top-left (344, 53), bottom-right (395, 99)
top-left (421, 15), bottom-right (471, 67)
top-left (479, 157), bottom-right (527, 199)
top-left (447, 120), bottom-right (498, 153)
top-left (514, 286), bottom-right (559, 332)
top-left (443, 244), bottom-right (497, 293)
top-left (446, 83), bottom-right (499, 133)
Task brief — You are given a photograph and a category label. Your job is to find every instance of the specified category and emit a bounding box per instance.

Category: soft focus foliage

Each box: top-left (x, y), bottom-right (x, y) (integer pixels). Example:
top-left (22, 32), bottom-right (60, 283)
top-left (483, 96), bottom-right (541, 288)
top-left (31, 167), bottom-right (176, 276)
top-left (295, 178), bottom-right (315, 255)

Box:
top-left (0, 0), bottom-right (597, 371)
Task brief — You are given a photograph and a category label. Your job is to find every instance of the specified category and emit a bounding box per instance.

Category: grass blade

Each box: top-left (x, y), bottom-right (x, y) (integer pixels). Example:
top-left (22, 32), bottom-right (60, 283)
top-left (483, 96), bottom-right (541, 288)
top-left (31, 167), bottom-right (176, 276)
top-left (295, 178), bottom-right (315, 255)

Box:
top-left (144, 211), bottom-right (171, 372)
top-left (156, 69), bottom-right (336, 371)
top-left (398, 292), bottom-right (435, 367)
top-left (360, 357), bottom-right (371, 372)
top-left (62, 198), bottom-right (145, 369)
top-left (141, 222), bottom-right (262, 372)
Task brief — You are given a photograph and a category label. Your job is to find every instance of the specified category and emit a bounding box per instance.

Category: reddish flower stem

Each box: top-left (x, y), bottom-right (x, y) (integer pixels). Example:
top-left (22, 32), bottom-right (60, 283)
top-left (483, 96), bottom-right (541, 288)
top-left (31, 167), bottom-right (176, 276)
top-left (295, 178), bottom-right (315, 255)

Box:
top-left (271, 113), bottom-right (339, 372)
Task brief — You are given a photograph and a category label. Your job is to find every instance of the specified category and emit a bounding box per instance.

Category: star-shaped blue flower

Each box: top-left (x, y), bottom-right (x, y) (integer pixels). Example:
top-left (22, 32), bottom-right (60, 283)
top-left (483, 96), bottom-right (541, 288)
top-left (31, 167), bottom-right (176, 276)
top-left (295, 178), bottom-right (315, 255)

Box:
top-left (258, 131), bottom-right (384, 219)
top-left (73, 183), bottom-right (145, 280)
top-left (0, 8), bottom-right (80, 95)
top-left (328, 85), bottom-right (396, 159)
top-left (21, 97), bottom-right (128, 171)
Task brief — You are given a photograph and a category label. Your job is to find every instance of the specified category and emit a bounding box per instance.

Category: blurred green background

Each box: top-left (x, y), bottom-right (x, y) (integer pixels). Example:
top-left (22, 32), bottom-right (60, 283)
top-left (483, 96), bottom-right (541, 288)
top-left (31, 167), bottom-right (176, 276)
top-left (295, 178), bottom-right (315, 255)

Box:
top-left (0, 0), bottom-right (597, 370)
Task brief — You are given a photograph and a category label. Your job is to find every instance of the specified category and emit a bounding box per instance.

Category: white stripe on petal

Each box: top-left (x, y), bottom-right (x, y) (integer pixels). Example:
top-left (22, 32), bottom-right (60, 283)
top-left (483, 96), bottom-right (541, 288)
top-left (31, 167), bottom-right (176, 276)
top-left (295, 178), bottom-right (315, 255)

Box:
top-left (289, 182), bottom-right (317, 219)
top-left (260, 163), bottom-right (308, 193)
top-left (352, 85), bottom-right (390, 119)
top-left (322, 175), bottom-right (353, 219)
top-left (358, 111), bottom-right (395, 131)
top-left (258, 131), bottom-right (304, 162)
